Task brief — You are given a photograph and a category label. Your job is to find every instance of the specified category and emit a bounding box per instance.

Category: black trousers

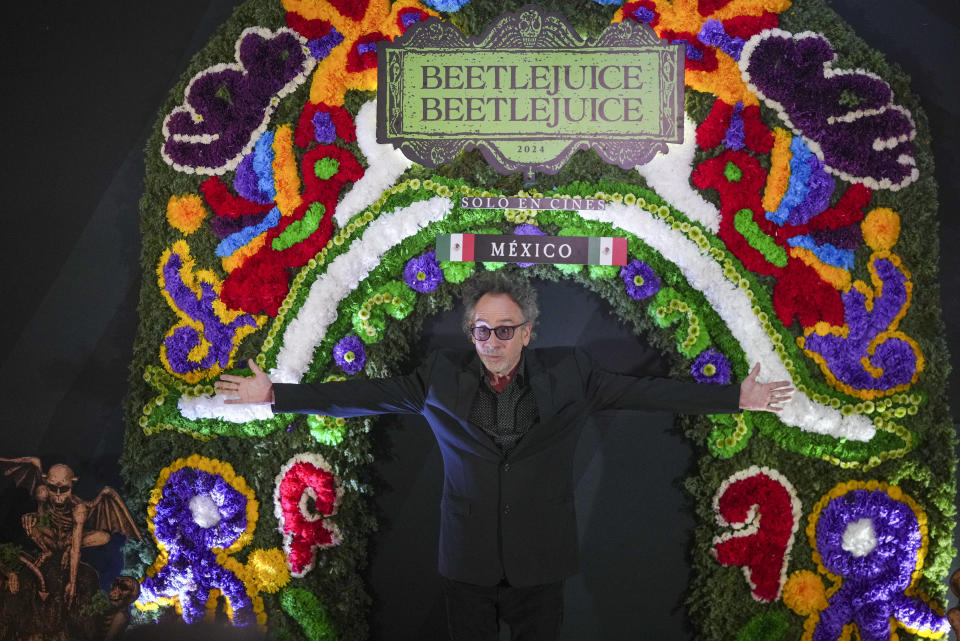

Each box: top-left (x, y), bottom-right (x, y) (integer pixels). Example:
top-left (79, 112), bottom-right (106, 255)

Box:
top-left (440, 577), bottom-right (564, 641)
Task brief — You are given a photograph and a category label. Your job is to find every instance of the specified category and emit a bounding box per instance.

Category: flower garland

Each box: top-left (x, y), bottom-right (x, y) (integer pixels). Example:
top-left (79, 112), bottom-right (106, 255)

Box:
top-left (168, 178), bottom-right (925, 465)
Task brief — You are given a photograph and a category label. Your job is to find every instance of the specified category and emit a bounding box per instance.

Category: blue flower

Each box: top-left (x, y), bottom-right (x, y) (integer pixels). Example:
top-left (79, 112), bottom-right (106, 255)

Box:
top-left (620, 259), bottom-right (660, 300)
top-left (691, 348), bottom-right (732, 384)
top-left (403, 250), bottom-right (444, 293)
top-left (333, 335), bottom-right (366, 375)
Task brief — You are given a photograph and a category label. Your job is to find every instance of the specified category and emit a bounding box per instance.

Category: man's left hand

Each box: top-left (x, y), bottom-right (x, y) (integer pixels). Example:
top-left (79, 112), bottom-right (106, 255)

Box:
top-left (739, 363), bottom-right (794, 412)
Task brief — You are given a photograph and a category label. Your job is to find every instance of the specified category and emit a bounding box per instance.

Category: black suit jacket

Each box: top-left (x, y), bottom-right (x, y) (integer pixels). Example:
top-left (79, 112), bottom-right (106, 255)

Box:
top-left (273, 347), bottom-right (741, 587)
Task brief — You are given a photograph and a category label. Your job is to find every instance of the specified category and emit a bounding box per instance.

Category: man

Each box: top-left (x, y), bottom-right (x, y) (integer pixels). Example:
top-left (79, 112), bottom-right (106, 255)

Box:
top-left (216, 272), bottom-right (793, 640)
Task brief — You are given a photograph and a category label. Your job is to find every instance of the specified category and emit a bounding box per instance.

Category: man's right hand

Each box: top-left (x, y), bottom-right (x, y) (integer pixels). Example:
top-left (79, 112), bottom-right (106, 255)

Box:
top-left (215, 359), bottom-right (275, 404)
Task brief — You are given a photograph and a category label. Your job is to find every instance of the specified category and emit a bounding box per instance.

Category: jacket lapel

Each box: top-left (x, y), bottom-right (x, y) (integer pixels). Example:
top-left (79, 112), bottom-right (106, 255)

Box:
top-left (525, 350), bottom-right (556, 424)
top-left (454, 360), bottom-right (481, 422)
top-left (452, 354), bottom-right (503, 454)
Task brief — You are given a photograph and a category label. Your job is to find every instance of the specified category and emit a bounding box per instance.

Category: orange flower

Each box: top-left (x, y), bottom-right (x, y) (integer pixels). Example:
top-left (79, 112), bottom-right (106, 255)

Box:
top-left (861, 207), bottom-right (901, 252)
top-left (613, 0), bottom-right (791, 105)
top-left (782, 569), bottom-right (828, 616)
top-left (166, 194), bottom-right (208, 234)
top-left (284, 0), bottom-right (438, 106)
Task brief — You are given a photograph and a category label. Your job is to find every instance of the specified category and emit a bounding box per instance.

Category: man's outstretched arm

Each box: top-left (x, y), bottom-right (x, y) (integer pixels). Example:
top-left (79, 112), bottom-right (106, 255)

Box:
top-left (579, 349), bottom-right (793, 414)
top-left (215, 358), bottom-right (429, 416)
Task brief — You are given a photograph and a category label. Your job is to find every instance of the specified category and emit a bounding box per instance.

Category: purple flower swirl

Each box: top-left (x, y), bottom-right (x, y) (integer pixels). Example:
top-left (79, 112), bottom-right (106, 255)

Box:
top-left (811, 487), bottom-right (948, 640)
top-left (139, 465), bottom-right (255, 626)
top-left (333, 335), bottom-right (366, 375)
top-left (403, 250), bottom-right (444, 293)
top-left (691, 349), bottom-right (732, 384)
top-left (620, 259), bottom-right (660, 300)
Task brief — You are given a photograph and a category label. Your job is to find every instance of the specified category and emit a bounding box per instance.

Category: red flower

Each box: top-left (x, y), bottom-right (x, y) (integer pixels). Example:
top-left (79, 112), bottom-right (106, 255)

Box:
top-left (285, 12), bottom-right (334, 40)
top-left (275, 456), bottom-right (342, 578)
top-left (294, 102), bottom-right (357, 148)
top-left (713, 470), bottom-right (798, 602)
top-left (200, 176), bottom-right (273, 217)
top-left (772, 261), bottom-right (845, 329)
top-left (697, 99), bottom-right (773, 153)
top-left (346, 31), bottom-right (386, 73)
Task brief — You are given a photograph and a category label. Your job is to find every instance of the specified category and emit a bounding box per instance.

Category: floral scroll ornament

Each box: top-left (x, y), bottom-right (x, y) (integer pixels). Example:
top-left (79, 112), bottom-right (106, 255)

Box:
top-left (785, 481), bottom-right (949, 641)
top-left (739, 29), bottom-right (918, 191)
top-left (161, 27), bottom-right (317, 176)
top-left (712, 466), bottom-right (802, 602)
top-left (274, 453), bottom-right (344, 577)
top-left (137, 456), bottom-right (266, 627)
top-left (798, 209), bottom-right (924, 400)
top-left (157, 240), bottom-right (266, 383)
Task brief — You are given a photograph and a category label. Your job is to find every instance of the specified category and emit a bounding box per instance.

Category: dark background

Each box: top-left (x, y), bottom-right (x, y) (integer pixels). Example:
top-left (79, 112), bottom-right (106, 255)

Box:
top-left (0, 1), bottom-right (957, 639)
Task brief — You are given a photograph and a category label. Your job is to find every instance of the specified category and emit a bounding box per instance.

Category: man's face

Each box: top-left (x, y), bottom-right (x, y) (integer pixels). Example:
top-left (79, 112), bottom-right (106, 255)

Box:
top-left (471, 293), bottom-right (531, 377)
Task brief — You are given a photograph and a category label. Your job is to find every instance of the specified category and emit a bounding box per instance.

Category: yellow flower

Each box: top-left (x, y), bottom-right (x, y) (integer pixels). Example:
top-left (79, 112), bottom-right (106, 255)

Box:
top-left (244, 548), bottom-right (291, 594)
top-left (862, 207), bottom-right (901, 252)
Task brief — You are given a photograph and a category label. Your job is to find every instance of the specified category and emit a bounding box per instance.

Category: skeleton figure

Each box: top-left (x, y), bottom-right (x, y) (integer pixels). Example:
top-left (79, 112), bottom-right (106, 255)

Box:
top-left (0, 457), bottom-right (143, 605)
top-left (99, 576), bottom-right (140, 641)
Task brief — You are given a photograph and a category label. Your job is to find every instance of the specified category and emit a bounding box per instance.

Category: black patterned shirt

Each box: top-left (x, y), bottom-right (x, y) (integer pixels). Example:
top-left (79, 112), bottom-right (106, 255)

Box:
top-left (468, 354), bottom-right (539, 454)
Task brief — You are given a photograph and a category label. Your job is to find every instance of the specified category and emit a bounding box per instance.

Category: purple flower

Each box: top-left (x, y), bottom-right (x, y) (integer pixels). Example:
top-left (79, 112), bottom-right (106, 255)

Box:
top-left (233, 153), bottom-right (274, 204)
top-left (513, 224), bottom-right (547, 267)
top-left (333, 335), bottom-right (366, 375)
top-left (811, 488), bottom-right (949, 638)
top-left (307, 26), bottom-right (344, 62)
top-left (723, 101), bottom-right (746, 151)
top-left (631, 5), bottom-right (656, 21)
top-left (619, 259), bottom-right (660, 300)
top-left (691, 349), bottom-right (732, 384)
top-left (312, 111), bottom-right (337, 144)
top-left (160, 249), bottom-right (259, 377)
top-left (697, 19), bottom-right (746, 61)
top-left (403, 250), bottom-right (444, 292)
top-left (139, 465), bottom-right (254, 625)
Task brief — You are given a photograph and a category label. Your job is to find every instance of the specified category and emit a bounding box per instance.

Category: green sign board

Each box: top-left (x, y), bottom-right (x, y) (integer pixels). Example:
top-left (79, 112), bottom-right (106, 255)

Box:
top-left (377, 6), bottom-right (684, 178)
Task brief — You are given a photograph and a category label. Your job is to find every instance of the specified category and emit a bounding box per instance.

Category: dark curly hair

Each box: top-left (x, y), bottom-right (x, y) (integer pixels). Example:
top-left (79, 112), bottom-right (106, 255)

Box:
top-left (461, 271), bottom-right (539, 339)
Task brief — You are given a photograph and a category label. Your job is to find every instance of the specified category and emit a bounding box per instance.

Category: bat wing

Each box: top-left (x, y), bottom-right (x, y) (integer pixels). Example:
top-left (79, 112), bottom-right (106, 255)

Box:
top-left (85, 487), bottom-right (144, 541)
top-left (0, 457), bottom-right (43, 494)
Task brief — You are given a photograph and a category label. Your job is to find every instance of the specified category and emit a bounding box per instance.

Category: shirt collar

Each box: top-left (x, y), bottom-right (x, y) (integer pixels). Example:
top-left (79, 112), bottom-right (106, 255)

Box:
top-left (479, 352), bottom-right (526, 387)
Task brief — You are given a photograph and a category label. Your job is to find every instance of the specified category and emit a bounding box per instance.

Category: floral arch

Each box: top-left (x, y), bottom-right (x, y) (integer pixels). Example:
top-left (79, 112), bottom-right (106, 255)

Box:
top-left (123, 0), bottom-right (954, 639)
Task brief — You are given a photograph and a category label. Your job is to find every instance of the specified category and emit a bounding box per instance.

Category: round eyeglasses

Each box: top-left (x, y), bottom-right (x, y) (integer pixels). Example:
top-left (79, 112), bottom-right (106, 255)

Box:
top-left (469, 322), bottom-right (529, 341)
